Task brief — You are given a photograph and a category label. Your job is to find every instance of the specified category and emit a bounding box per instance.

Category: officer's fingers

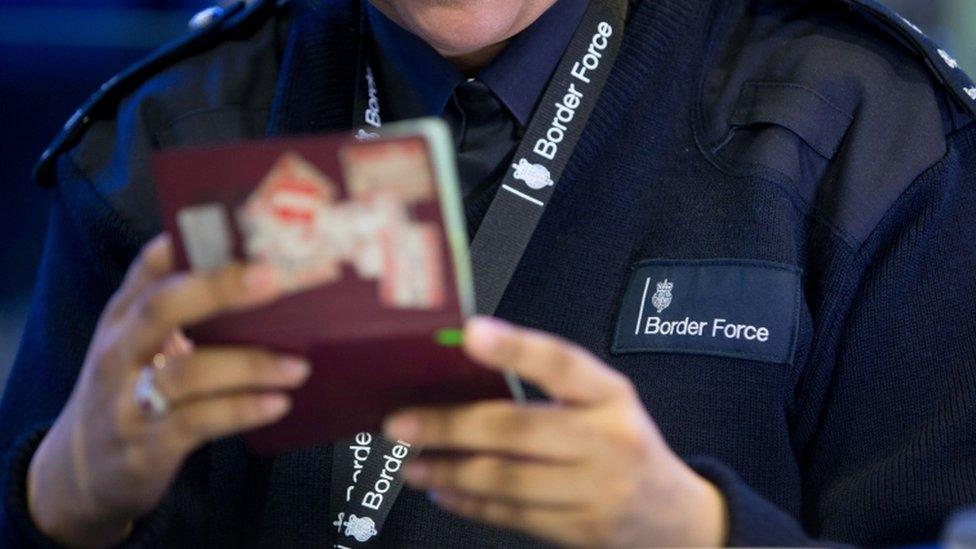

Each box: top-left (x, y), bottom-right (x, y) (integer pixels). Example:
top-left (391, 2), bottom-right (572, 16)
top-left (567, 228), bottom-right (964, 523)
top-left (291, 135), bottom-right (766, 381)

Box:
top-left (155, 349), bottom-right (310, 404)
top-left (384, 401), bottom-right (582, 461)
top-left (105, 234), bottom-right (175, 318)
top-left (403, 455), bottom-right (592, 507)
top-left (166, 392), bottom-right (292, 449)
top-left (162, 329), bottom-right (195, 359)
top-left (463, 317), bottom-right (634, 405)
top-left (124, 262), bottom-right (282, 360)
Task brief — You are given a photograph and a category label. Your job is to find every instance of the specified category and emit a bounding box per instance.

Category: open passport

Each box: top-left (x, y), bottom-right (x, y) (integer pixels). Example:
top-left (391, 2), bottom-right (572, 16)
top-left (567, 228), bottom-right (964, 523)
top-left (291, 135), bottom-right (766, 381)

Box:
top-left (153, 119), bottom-right (515, 454)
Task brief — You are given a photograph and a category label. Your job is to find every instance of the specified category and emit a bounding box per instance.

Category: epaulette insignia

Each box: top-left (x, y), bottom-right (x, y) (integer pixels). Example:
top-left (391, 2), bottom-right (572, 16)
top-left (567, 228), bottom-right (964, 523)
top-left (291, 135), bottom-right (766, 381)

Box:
top-left (189, 6), bottom-right (228, 30)
top-left (841, 0), bottom-right (976, 117)
top-left (32, 0), bottom-right (286, 187)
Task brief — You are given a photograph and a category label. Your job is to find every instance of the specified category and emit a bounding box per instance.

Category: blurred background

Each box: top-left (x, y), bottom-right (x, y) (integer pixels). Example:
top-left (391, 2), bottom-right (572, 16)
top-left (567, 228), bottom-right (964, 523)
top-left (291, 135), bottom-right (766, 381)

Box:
top-left (1, 0), bottom-right (975, 393)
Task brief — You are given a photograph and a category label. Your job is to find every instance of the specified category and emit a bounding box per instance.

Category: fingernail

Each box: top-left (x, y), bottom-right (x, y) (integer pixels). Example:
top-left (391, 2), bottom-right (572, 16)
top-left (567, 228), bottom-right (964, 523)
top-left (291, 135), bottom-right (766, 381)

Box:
top-left (384, 413), bottom-right (420, 441)
top-left (244, 264), bottom-right (279, 296)
top-left (403, 461), bottom-right (428, 484)
top-left (466, 317), bottom-right (509, 356)
top-left (174, 330), bottom-right (195, 355)
top-left (277, 357), bottom-right (311, 380)
top-left (164, 330), bottom-right (194, 358)
top-left (260, 394), bottom-right (291, 416)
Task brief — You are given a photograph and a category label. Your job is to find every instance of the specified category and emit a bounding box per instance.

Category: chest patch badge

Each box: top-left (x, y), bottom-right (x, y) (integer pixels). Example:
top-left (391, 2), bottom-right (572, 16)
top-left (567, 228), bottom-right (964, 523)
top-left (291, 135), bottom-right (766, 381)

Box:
top-left (612, 259), bottom-right (801, 365)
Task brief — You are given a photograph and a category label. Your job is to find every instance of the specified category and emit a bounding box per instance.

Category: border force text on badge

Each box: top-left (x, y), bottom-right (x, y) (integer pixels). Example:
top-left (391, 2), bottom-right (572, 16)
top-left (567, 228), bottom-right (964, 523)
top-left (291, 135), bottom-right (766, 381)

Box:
top-left (643, 316), bottom-right (771, 342)
top-left (533, 21), bottom-right (614, 161)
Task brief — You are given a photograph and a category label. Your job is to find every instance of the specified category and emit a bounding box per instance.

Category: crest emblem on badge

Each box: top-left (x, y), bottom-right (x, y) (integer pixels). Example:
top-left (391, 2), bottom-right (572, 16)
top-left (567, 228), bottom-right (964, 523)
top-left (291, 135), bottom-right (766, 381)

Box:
top-left (343, 514), bottom-right (379, 543)
top-left (355, 128), bottom-right (380, 141)
top-left (511, 158), bottom-right (555, 190)
top-left (651, 279), bottom-right (673, 314)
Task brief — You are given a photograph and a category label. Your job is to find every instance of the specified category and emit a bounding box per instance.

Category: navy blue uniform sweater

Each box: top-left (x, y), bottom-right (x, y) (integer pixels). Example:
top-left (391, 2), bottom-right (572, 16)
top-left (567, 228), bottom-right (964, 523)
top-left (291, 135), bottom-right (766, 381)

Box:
top-left (3, 0), bottom-right (976, 546)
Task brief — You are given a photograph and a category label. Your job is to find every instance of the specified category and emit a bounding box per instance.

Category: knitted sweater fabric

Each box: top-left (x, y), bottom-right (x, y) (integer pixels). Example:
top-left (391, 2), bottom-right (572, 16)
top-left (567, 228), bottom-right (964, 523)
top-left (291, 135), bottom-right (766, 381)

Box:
top-left (2, 0), bottom-right (975, 546)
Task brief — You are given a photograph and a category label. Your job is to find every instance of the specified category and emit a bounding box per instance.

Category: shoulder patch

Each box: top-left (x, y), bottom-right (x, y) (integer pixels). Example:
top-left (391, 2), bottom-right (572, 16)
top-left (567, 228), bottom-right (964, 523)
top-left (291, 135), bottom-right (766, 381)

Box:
top-left (839, 0), bottom-right (976, 116)
top-left (611, 259), bottom-right (802, 365)
top-left (32, 0), bottom-right (288, 188)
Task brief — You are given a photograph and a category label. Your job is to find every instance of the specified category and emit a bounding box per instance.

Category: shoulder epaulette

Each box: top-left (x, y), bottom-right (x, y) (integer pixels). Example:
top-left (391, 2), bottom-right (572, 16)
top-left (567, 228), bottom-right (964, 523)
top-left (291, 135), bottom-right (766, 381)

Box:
top-left (32, 0), bottom-right (288, 187)
top-left (839, 0), bottom-right (976, 117)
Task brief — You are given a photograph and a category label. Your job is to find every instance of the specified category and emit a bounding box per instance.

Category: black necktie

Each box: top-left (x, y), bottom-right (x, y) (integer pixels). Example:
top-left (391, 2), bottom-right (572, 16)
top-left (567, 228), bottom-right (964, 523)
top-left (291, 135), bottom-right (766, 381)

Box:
top-left (442, 79), bottom-right (522, 227)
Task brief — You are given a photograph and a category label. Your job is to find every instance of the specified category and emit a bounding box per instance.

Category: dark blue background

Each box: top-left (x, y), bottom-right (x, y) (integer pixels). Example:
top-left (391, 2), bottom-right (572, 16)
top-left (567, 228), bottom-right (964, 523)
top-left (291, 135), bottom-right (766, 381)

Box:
top-left (0, 0), bottom-right (206, 387)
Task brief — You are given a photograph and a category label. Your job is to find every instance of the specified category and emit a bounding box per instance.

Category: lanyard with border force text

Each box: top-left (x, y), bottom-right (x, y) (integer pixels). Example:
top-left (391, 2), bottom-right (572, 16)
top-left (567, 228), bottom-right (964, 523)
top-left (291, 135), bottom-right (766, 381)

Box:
top-left (331, 1), bottom-right (628, 546)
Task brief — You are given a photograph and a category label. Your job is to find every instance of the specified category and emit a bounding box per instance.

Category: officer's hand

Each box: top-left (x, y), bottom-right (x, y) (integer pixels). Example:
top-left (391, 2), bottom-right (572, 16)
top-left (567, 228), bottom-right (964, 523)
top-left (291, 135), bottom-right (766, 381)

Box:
top-left (385, 317), bottom-right (728, 547)
top-left (27, 235), bottom-right (310, 548)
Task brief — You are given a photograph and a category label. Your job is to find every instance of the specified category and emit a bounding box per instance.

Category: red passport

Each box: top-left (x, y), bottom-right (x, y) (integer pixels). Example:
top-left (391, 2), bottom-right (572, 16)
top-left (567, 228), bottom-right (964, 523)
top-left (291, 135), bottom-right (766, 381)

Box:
top-left (152, 119), bottom-right (513, 454)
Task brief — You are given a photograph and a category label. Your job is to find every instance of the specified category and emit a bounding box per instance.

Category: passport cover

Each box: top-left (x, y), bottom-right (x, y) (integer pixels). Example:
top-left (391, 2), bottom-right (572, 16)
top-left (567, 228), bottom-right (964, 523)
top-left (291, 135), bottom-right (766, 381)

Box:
top-left (152, 119), bottom-right (511, 454)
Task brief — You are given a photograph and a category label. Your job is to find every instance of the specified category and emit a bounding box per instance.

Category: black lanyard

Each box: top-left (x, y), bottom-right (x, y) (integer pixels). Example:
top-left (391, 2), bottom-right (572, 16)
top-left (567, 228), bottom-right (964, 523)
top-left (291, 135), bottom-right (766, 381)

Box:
top-left (331, 1), bottom-right (628, 546)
